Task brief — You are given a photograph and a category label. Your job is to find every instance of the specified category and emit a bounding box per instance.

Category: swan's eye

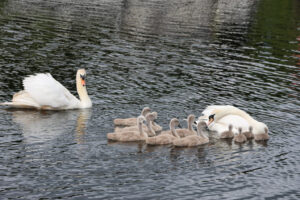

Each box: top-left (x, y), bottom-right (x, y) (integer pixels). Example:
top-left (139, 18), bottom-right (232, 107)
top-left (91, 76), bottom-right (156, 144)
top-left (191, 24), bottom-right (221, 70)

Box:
top-left (80, 74), bottom-right (86, 80)
top-left (208, 114), bottom-right (215, 120)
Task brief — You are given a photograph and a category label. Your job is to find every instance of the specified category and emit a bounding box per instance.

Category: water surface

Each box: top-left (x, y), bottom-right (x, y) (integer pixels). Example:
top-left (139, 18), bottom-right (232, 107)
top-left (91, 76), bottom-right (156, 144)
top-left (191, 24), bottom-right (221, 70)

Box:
top-left (0, 0), bottom-right (299, 199)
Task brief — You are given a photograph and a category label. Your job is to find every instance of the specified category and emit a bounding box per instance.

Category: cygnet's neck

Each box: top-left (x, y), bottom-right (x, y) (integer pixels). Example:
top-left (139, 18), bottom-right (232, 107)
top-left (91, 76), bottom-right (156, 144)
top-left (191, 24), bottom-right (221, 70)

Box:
top-left (138, 122), bottom-right (148, 138)
top-left (76, 77), bottom-right (92, 108)
top-left (197, 126), bottom-right (208, 139)
top-left (187, 119), bottom-right (193, 131)
top-left (146, 118), bottom-right (155, 136)
top-left (170, 123), bottom-right (180, 138)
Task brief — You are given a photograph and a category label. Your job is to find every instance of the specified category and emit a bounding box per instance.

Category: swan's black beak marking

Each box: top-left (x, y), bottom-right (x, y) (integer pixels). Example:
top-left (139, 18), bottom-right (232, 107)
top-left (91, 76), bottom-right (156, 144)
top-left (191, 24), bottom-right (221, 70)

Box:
top-left (194, 121), bottom-right (197, 125)
top-left (80, 74), bottom-right (86, 87)
top-left (80, 74), bottom-right (86, 80)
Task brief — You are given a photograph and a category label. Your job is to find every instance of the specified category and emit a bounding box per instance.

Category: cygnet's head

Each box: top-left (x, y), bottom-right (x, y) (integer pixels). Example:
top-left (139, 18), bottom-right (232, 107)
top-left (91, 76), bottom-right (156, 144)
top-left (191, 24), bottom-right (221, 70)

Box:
top-left (145, 112), bottom-right (157, 122)
top-left (249, 126), bottom-right (253, 132)
top-left (137, 116), bottom-right (146, 124)
top-left (170, 118), bottom-right (180, 128)
top-left (187, 114), bottom-right (195, 124)
top-left (264, 127), bottom-right (268, 134)
top-left (238, 127), bottom-right (242, 134)
top-left (141, 107), bottom-right (151, 116)
top-left (197, 121), bottom-right (207, 131)
top-left (76, 69), bottom-right (87, 87)
top-left (228, 124), bottom-right (233, 130)
top-left (151, 112), bottom-right (158, 119)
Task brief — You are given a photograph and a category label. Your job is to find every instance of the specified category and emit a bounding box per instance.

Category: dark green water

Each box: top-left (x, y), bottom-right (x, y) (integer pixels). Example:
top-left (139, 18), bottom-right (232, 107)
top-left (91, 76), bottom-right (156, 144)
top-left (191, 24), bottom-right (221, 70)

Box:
top-left (0, 0), bottom-right (299, 199)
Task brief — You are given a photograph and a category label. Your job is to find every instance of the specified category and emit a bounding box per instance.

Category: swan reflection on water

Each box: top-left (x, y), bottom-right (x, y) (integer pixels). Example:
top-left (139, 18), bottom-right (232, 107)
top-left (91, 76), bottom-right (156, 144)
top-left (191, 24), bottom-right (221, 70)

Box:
top-left (9, 108), bottom-right (91, 145)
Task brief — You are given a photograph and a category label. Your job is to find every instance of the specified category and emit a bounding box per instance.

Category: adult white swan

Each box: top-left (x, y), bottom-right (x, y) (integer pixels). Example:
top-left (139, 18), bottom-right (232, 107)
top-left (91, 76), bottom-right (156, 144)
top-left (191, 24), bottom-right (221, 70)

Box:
top-left (1, 69), bottom-right (92, 110)
top-left (196, 105), bottom-right (268, 137)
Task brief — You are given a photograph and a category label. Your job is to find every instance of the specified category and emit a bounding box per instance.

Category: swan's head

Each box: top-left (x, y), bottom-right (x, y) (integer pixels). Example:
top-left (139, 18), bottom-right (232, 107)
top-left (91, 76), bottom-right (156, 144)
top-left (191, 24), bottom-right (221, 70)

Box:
top-left (141, 107), bottom-right (151, 116)
top-left (206, 107), bottom-right (237, 127)
top-left (207, 114), bottom-right (215, 126)
top-left (77, 69), bottom-right (87, 87)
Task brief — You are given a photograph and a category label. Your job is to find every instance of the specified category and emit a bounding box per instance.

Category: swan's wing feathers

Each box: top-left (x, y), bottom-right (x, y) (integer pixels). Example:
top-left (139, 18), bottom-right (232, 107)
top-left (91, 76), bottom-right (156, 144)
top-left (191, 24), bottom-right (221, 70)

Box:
top-left (23, 73), bottom-right (79, 108)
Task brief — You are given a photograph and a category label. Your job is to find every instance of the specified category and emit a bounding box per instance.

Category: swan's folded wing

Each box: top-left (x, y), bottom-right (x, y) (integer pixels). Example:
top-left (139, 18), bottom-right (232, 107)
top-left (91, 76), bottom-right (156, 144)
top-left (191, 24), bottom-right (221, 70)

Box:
top-left (202, 105), bottom-right (234, 116)
top-left (23, 73), bottom-right (80, 108)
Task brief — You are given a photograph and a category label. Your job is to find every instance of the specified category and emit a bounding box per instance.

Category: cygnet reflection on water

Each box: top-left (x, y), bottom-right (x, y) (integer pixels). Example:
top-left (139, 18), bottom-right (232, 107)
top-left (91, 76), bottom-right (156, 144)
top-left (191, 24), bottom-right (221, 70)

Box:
top-left (10, 109), bottom-right (91, 144)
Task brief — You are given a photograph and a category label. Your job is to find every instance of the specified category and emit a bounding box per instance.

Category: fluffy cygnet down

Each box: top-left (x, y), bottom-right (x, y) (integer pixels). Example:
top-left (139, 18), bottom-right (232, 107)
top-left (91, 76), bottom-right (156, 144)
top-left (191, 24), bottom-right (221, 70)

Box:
top-left (220, 124), bottom-right (234, 139)
top-left (242, 126), bottom-right (254, 139)
top-left (146, 118), bottom-right (180, 145)
top-left (176, 114), bottom-right (197, 137)
top-left (234, 127), bottom-right (247, 143)
top-left (173, 121), bottom-right (209, 147)
top-left (254, 127), bottom-right (269, 141)
top-left (107, 116), bottom-right (148, 142)
top-left (114, 112), bottom-right (157, 136)
top-left (113, 107), bottom-right (151, 126)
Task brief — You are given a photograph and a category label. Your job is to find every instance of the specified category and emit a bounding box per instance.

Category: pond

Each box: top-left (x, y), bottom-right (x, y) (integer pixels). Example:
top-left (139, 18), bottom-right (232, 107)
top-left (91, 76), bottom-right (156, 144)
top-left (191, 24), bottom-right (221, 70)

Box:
top-left (0, 0), bottom-right (299, 199)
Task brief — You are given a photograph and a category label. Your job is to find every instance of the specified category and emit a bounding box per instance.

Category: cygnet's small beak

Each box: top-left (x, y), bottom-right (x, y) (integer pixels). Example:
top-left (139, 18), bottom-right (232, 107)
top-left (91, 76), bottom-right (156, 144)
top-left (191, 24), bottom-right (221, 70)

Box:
top-left (178, 123), bottom-right (182, 128)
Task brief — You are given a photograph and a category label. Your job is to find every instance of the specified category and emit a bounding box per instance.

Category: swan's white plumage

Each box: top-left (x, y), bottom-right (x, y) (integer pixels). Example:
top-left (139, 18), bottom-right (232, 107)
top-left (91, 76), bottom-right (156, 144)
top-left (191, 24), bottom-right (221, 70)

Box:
top-left (23, 73), bottom-right (80, 109)
top-left (197, 105), bottom-right (268, 136)
top-left (1, 69), bottom-right (91, 110)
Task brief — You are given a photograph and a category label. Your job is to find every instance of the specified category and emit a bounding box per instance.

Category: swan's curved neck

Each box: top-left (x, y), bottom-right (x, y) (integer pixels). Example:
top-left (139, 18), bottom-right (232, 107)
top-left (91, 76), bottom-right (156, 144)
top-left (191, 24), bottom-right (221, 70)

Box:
top-left (76, 75), bottom-right (92, 108)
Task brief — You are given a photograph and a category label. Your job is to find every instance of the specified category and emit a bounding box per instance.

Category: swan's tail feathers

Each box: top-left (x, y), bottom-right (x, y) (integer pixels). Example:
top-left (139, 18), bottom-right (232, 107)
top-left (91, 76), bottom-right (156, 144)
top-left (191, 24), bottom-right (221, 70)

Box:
top-left (0, 102), bottom-right (37, 109)
top-left (0, 102), bottom-right (13, 106)
top-left (0, 91), bottom-right (40, 109)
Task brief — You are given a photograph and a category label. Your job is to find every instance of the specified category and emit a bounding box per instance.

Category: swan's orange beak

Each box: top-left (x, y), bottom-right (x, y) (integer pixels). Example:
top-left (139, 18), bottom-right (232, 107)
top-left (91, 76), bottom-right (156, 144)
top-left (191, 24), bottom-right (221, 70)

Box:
top-left (207, 118), bottom-right (214, 126)
top-left (81, 79), bottom-right (86, 87)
